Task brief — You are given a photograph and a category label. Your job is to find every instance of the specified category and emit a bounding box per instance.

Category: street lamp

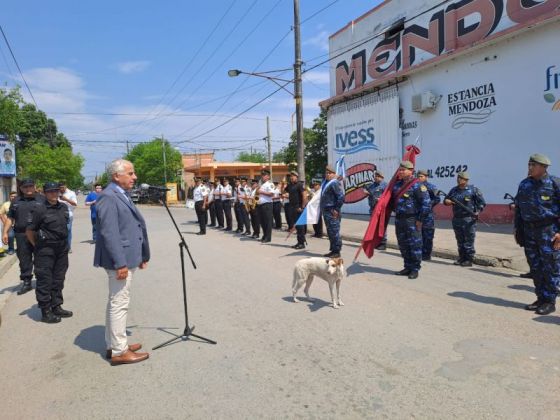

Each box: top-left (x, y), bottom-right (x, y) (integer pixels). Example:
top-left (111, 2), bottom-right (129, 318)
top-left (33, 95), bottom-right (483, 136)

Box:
top-left (228, 69), bottom-right (294, 95)
top-left (228, 66), bottom-right (305, 181)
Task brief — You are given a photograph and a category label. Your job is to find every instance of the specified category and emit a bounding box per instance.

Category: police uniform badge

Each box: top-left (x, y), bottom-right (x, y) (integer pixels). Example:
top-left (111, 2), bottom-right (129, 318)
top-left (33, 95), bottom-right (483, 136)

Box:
top-left (420, 185), bottom-right (427, 192)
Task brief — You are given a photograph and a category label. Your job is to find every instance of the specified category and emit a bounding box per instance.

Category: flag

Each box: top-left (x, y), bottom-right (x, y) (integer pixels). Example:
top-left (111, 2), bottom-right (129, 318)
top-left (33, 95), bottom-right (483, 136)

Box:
top-left (356, 144), bottom-right (422, 260)
top-left (295, 184), bottom-right (322, 226)
top-left (335, 155), bottom-right (346, 179)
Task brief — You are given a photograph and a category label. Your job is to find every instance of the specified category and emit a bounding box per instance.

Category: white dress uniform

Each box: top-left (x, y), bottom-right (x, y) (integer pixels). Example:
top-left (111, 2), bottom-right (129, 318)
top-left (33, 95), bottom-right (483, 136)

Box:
top-left (193, 183), bottom-right (208, 234)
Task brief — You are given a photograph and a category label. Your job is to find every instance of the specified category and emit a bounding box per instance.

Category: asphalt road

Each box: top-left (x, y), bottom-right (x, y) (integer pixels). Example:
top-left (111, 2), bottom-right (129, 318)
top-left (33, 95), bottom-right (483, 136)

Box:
top-left (0, 204), bottom-right (559, 419)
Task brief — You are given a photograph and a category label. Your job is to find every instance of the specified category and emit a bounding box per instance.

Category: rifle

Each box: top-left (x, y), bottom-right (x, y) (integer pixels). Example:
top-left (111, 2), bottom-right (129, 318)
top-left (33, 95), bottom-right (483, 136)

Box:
top-left (436, 190), bottom-right (491, 227)
top-left (504, 193), bottom-right (524, 247)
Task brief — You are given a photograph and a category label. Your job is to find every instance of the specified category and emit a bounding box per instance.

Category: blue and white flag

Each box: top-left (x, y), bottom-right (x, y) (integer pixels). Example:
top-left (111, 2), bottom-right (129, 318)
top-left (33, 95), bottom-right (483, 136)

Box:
top-left (335, 155), bottom-right (346, 179)
top-left (295, 185), bottom-right (322, 226)
top-left (294, 156), bottom-right (346, 227)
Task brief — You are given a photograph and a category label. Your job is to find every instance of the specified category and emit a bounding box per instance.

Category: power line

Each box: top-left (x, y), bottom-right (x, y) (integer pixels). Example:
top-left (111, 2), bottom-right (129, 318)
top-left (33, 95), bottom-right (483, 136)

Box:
top-left (142, 0), bottom-right (286, 139)
top-left (170, 0), bottom-right (347, 141)
top-left (127, 0), bottom-right (240, 137)
top-left (301, 0), bottom-right (341, 24)
top-left (171, 28), bottom-right (293, 140)
top-left (0, 42), bottom-right (16, 81)
top-left (174, 0), bottom-right (454, 145)
top-left (131, 0), bottom-right (261, 138)
top-left (0, 24), bottom-right (38, 107)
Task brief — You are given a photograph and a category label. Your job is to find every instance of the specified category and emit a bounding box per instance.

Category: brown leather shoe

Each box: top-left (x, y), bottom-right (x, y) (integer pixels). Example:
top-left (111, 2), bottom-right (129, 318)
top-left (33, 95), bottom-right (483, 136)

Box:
top-left (110, 349), bottom-right (149, 366)
top-left (106, 343), bottom-right (143, 360)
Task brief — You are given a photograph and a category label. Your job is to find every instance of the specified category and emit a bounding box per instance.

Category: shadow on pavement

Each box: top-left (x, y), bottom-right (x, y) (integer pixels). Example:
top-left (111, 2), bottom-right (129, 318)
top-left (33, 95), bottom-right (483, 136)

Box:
top-left (508, 284), bottom-right (534, 293)
top-left (281, 296), bottom-right (332, 312)
top-left (424, 259), bottom-right (455, 267)
top-left (533, 315), bottom-right (560, 325)
top-left (0, 284), bottom-right (20, 295)
top-left (74, 325), bottom-right (106, 357)
top-left (19, 304), bottom-right (41, 321)
top-left (448, 291), bottom-right (526, 309)
top-left (347, 262), bottom-right (397, 277)
top-left (469, 267), bottom-right (517, 278)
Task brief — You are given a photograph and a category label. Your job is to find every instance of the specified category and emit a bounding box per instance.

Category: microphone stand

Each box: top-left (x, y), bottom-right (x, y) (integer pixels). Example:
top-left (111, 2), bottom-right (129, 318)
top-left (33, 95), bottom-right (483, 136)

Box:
top-left (152, 190), bottom-right (216, 350)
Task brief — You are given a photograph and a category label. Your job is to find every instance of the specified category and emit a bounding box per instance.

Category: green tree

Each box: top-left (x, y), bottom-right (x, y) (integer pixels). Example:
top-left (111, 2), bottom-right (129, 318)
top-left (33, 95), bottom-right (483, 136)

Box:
top-left (276, 110), bottom-right (328, 182)
top-left (17, 104), bottom-right (70, 149)
top-left (235, 151), bottom-right (267, 163)
top-left (0, 86), bottom-right (24, 141)
top-left (125, 138), bottom-right (182, 185)
top-left (17, 143), bottom-right (84, 188)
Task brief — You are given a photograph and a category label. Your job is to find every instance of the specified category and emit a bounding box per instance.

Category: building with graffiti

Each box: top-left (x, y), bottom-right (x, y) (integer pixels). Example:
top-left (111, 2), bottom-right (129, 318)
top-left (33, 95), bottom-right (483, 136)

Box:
top-left (321, 0), bottom-right (560, 221)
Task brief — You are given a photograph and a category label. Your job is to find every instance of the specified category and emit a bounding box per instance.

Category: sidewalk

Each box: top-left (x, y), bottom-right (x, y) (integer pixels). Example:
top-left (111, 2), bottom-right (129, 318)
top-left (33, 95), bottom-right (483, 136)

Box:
top-left (340, 214), bottom-right (528, 272)
top-left (175, 201), bottom-right (529, 272)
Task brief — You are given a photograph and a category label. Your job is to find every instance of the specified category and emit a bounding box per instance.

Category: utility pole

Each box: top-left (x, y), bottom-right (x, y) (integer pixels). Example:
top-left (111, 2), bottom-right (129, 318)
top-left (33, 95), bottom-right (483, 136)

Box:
top-left (266, 116), bottom-right (272, 178)
top-left (162, 135), bottom-right (167, 185)
top-left (126, 140), bottom-right (130, 154)
top-left (293, 0), bottom-right (305, 181)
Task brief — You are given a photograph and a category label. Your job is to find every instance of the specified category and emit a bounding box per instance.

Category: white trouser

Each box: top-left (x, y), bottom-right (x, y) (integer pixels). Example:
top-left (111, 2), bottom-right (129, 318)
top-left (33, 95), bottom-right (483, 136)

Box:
top-left (105, 268), bottom-right (137, 356)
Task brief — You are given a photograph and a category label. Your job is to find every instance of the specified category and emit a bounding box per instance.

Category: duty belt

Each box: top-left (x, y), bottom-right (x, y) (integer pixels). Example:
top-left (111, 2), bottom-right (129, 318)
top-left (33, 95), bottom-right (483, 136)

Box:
top-left (523, 218), bottom-right (559, 229)
top-left (395, 213), bottom-right (416, 219)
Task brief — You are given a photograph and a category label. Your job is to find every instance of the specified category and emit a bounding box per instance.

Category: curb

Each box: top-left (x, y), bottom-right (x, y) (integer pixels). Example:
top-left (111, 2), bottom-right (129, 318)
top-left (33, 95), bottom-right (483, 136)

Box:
top-left (0, 255), bottom-right (18, 327)
top-left (341, 234), bottom-right (524, 270)
top-left (0, 254), bottom-right (17, 278)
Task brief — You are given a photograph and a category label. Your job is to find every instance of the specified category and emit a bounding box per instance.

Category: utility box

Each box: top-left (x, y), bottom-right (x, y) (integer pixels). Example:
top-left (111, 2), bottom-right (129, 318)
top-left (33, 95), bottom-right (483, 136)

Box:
top-left (411, 91), bottom-right (437, 112)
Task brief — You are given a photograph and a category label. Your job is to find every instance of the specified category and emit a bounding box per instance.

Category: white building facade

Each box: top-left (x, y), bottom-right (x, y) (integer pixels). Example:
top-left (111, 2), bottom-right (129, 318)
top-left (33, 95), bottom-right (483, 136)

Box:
top-left (321, 0), bottom-right (560, 222)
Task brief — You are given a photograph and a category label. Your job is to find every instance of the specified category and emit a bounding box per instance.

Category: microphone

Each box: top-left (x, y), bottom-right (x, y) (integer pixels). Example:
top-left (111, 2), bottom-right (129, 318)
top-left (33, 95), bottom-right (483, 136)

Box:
top-left (140, 183), bottom-right (170, 191)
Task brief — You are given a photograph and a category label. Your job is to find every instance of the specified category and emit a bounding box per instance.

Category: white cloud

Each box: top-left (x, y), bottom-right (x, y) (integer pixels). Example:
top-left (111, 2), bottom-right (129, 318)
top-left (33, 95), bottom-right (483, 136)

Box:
top-left (116, 60), bottom-right (151, 74)
top-left (303, 71), bottom-right (330, 85)
top-left (303, 30), bottom-right (330, 52)
top-left (11, 66), bottom-right (319, 179)
top-left (18, 67), bottom-right (89, 113)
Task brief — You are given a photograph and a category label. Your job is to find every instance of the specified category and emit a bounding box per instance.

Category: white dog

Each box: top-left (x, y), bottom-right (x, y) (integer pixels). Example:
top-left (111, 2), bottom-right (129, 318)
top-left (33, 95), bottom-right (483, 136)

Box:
top-left (292, 257), bottom-right (345, 308)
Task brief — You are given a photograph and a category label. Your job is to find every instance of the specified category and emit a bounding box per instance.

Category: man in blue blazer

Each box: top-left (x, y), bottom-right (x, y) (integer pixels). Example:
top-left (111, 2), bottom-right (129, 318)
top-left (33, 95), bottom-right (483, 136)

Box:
top-left (94, 159), bottom-right (150, 365)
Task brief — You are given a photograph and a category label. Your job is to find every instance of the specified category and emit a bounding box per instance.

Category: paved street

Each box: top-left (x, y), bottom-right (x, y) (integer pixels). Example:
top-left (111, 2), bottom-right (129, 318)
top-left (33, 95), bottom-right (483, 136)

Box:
top-left (0, 204), bottom-right (559, 419)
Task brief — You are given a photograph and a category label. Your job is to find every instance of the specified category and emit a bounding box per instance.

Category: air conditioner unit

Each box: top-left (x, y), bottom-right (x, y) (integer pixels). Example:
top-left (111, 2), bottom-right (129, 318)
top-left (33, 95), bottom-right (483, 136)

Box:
top-left (412, 91), bottom-right (438, 113)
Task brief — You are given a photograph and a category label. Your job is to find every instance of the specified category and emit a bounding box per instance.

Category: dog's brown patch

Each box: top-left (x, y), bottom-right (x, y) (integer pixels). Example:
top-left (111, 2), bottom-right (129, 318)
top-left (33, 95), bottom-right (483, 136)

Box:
top-left (331, 257), bottom-right (344, 266)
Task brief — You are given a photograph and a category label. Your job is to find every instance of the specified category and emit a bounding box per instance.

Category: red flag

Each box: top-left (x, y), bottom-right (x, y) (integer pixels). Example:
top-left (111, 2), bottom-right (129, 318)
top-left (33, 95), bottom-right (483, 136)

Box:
top-left (355, 145), bottom-right (422, 260)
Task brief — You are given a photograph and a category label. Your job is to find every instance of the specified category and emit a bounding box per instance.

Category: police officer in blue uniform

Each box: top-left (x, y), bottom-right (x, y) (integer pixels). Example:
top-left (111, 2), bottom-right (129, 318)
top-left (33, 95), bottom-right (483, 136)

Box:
top-left (392, 161), bottom-right (431, 279)
top-left (2, 178), bottom-right (42, 295)
top-left (417, 169), bottom-right (441, 261)
top-left (26, 182), bottom-right (72, 323)
top-left (363, 170), bottom-right (387, 250)
top-left (321, 165), bottom-right (344, 258)
top-left (444, 172), bottom-right (486, 267)
top-left (514, 153), bottom-right (560, 315)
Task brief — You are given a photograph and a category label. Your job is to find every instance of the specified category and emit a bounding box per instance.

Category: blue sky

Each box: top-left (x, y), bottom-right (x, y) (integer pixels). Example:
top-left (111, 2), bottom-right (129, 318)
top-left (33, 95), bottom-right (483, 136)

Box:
top-left (1, 0), bottom-right (382, 181)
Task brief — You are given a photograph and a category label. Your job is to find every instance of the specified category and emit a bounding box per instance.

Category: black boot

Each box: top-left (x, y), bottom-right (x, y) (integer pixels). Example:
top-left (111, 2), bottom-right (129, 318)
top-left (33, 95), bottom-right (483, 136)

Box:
top-left (536, 302), bottom-right (556, 315)
top-left (52, 306), bottom-right (73, 318)
top-left (395, 268), bottom-right (411, 276)
top-left (17, 280), bottom-right (33, 295)
top-left (41, 308), bottom-right (61, 324)
top-left (524, 299), bottom-right (543, 311)
top-left (460, 260), bottom-right (473, 267)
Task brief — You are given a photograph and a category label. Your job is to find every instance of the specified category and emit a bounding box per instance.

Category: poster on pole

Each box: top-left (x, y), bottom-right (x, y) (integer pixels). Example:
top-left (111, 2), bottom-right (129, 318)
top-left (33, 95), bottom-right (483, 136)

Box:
top-left (0, 135), bottom-right (16, 177)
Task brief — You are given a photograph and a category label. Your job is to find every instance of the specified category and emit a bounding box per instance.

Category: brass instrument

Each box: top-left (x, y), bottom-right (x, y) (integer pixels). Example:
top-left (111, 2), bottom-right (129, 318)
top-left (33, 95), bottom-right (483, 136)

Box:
top-left (246, 187), bottom-right (259, 212)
